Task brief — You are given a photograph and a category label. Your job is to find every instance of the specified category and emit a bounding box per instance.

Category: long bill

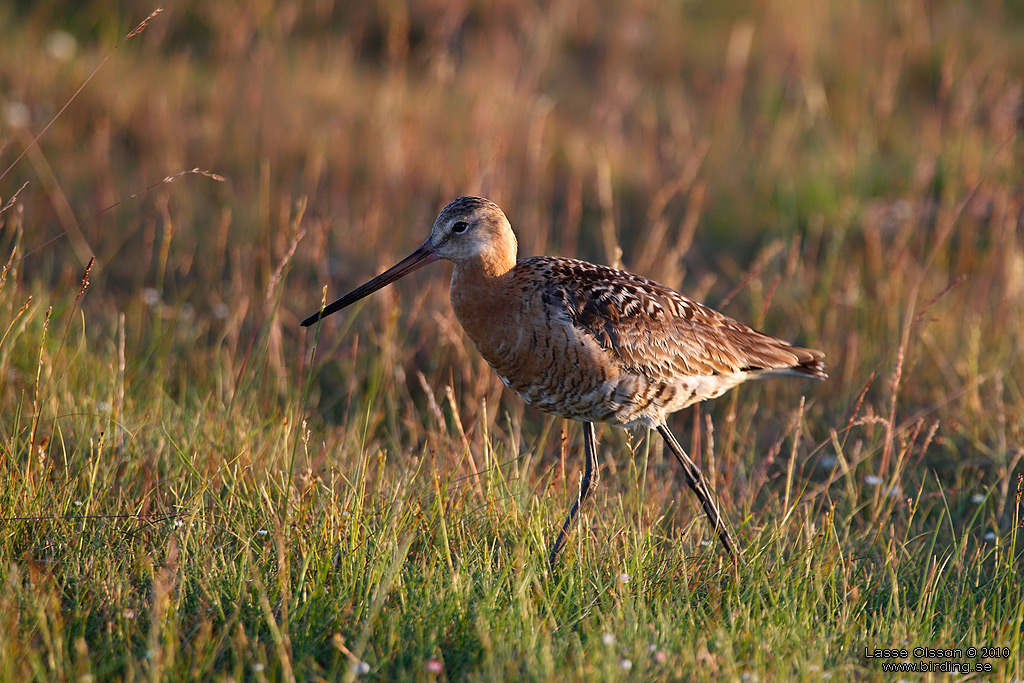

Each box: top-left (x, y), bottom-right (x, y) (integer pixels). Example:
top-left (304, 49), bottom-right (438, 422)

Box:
top-left (301, 238), bottom-right (439, 327)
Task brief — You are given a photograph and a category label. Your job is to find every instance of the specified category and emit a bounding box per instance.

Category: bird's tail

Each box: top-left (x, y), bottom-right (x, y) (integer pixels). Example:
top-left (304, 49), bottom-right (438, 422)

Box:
top-left (755, 345), bottom-right (827, 381)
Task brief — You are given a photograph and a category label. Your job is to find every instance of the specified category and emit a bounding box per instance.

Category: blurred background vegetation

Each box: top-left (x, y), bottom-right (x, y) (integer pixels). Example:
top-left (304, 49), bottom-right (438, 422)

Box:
top-left (3, 0), bottom-right (1021, 459)
top-left (1, 0), bottom-right (1022, 679)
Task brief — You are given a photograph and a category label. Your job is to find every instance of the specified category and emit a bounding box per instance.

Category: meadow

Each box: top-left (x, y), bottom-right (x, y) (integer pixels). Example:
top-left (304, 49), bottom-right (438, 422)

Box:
top-left (1, 0), bottom-right (1022, 680)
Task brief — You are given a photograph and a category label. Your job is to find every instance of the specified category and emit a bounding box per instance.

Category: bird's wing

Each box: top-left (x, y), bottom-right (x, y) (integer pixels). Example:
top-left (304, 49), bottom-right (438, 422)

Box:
top-left (525, 257), bottom-right (824, 383)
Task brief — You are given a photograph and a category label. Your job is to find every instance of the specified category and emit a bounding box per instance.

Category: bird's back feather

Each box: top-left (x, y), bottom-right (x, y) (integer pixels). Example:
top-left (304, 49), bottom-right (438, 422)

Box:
top-left (526, 256), bottom-right (826, 385)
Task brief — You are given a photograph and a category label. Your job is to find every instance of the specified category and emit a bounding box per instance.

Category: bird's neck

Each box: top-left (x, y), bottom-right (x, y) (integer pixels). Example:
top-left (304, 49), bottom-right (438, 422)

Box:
top-left (449, 256), bottom-right (517, 346)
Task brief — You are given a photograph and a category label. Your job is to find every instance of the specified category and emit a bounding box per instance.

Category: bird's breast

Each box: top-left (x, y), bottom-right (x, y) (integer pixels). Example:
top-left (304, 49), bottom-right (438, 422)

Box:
top-left (449, 268), bottom-right (675, 427)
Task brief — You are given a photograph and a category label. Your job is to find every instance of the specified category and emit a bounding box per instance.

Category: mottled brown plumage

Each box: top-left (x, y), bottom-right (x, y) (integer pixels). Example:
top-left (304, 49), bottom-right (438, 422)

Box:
top-left (302, 196), bottom-right (826, 566)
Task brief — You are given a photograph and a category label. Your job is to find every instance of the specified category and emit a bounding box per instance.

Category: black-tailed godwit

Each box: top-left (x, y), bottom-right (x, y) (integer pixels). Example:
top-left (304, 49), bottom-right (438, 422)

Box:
top-left (302, 196), bottom-right (825, 566)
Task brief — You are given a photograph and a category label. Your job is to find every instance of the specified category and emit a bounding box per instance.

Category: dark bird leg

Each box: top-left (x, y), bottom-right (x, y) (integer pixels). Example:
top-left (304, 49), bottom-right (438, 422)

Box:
top-left (548, 421), bottom-right (600, 568)
top-left (657, 423), bottom-right (738, 559)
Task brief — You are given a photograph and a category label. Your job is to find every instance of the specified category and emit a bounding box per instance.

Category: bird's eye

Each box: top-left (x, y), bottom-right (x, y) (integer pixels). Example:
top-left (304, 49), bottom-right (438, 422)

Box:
top-left (452, 221), bottom-right (469, 234)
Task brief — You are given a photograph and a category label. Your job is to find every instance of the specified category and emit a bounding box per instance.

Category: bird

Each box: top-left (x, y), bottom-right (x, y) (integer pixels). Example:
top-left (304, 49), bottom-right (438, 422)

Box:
top-left (302, 196), bottom-right (825, 566)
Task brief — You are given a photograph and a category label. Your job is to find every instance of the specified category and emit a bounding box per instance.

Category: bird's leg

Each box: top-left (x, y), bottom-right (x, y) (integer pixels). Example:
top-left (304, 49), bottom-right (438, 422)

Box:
top-left (657, 423), bottom-right (738, 559)
top-left (548, 421), bottom-right (600, 568)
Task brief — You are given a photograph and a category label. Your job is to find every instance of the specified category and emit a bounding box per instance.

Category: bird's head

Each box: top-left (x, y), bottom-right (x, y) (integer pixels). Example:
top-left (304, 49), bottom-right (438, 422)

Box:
top-left (429, 196), bottom-right (518, 269)
top-left (300, 196), bottom-right (517, 327)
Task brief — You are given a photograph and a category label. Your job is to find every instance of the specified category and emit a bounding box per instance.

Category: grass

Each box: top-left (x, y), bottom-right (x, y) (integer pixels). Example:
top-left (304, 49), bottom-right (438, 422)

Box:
top-left (1, 0), bottom-right (1023, 680)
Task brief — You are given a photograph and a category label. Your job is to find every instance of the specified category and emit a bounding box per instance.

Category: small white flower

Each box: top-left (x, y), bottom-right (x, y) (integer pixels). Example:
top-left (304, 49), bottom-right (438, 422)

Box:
top-left (863, 475), bottom-right (882, 486)
top-left (602, 632), bottom-right (615, 646)
top-left (619, 659), bottom-right (632, 671)
top-left (354, 661), bottom-right (370, 675)
top-left (342, 511), bottom-right (351, 518)
top-left (700, 540), bottom-right (712, 547)
top-left (122, 609), bottom-right (136, 619)
top-left (818, 455), bottom-right (837, 469)
top-left (73, 501), bottom-right (83, 507)
top-left (618, 572), bottom-right (630, 584)
top-left (98, 401), bottom-right (112, 412)
top-left (648, 643), bottom-right (657, 653)
top-left (173, 519), bottom-right (185, 528)
top-left (3, 102), bottom-right (30, 128)
top-left (983, 531), bottom-right (997, 541)
top-left (143, 288), bottom-right (161, 306)
top-left (970, 493), bottom-right (986, 504)
top-left (45, 31), bottom-right (77, 61)
top-left (253, 662), bottom-right (264, 672)
top-left (257, 529), bottom-right (269, 536)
